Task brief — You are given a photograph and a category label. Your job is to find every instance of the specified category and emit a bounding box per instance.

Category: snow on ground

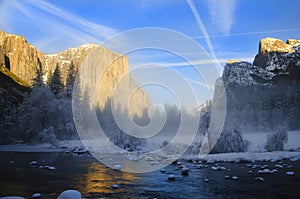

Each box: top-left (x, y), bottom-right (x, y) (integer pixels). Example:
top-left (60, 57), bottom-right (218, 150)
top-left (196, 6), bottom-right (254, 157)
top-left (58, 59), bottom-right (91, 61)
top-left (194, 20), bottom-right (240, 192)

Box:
top-left (0, 131), bottom-right (299, 163)
top-left (196, 151), bottom-right (300, 163)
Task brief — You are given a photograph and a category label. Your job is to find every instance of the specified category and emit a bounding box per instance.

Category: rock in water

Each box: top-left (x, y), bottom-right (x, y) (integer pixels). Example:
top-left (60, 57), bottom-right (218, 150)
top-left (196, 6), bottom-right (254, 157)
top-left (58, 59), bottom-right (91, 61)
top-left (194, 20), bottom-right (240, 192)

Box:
top-left (160, 168), bottom-right (166, 173)
top-left (254, 177), bottom-right (265, 182)
top-left (286, 171), bottom-right (295, 176)
top-left (112, 184), bottom-right (120, 189)
top-left (57, 190), bottom-right (81, 199)
top-left (30, 161), bottom-right (37, 165)
top-left (168, 174), bottom-right (176, 180)
top-left (181, 167), bottom-right (189, 176)
top-left (114, 164), bottom-right (121, 171)
top-left (31, 193), bottom-right (41, 198)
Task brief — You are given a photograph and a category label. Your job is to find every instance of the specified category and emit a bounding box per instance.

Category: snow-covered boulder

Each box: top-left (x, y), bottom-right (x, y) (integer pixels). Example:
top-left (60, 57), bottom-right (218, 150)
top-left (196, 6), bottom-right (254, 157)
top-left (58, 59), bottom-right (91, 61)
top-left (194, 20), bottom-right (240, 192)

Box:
top-left (57, 190), bottom-right (81, 199)
top-left (286, 171), bottom-right (295, 176)
top-left (168, 174), bottom-right (176, 180)
top-left (114, 164), bottom-right (121, 171)
top-left (112, 184), bottom-right (120, 189)
top-left (31, 193), bottom-right (41, 198)
top-left (181, 167), bottom-right (189, 175)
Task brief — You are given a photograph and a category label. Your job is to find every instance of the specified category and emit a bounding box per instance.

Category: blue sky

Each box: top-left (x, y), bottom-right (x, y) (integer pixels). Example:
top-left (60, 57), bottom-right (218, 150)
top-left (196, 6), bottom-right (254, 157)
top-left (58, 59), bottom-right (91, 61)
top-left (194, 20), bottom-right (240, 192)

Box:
top-left (1, 0), bottom-right (300, 108)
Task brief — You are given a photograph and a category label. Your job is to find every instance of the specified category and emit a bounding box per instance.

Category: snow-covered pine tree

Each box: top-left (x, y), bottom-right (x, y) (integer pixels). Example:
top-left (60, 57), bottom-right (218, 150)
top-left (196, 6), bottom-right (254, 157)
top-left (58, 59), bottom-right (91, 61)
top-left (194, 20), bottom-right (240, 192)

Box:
top-left (265, 125), bottom-right (288, 151)
top-left (48, 63), bottom-right (64, 96)
top-left (17, 86), bottom-right (76, 143)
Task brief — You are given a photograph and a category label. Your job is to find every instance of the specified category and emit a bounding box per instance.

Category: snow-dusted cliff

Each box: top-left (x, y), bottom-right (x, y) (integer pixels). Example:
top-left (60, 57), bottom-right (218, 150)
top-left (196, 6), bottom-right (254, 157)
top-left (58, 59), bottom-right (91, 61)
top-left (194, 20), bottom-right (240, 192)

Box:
top-left (212, 38), bottom-right (300, 131)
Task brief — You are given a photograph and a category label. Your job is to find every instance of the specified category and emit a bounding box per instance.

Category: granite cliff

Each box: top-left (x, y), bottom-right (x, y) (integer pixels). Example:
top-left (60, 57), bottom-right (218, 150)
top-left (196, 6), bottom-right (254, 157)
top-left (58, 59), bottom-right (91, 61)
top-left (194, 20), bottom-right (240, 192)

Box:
top-left (206, 37), bottom-right (300, 132)
top-left (0, 30), bottom-right (150, 117)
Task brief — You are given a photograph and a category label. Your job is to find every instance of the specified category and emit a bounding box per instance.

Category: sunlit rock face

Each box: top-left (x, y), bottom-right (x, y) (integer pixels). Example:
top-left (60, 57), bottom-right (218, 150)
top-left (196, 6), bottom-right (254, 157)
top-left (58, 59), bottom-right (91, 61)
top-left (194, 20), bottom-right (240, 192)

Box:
top-left (0, 30), bottom-right (45, 84)
top-left (0, 30), bottom-right (151, 117)
top-left (258, 37), bottom-right (295, 55)
top-left (204, 38), bottom-right (300, 132)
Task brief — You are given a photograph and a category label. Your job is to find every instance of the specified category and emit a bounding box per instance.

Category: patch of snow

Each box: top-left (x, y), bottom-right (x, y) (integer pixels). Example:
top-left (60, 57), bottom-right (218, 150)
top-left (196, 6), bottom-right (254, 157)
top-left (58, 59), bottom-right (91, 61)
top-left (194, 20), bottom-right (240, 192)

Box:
top-left (0, 197), bottom-right (25, 199)
top-left (231, 176), bottom-right (239, 180)
top-left (199, 151), bottom-right (300, 163)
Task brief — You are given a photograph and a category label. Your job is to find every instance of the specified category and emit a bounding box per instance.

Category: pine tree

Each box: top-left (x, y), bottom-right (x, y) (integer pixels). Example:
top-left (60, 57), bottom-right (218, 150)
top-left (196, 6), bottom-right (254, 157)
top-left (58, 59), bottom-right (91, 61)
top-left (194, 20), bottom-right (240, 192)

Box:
top-left (48, 63), bottom-right (64, 96)
top-left (66, 61), bottom-right (76, 97)
top-left (33, 59), bottom-right (44, 87)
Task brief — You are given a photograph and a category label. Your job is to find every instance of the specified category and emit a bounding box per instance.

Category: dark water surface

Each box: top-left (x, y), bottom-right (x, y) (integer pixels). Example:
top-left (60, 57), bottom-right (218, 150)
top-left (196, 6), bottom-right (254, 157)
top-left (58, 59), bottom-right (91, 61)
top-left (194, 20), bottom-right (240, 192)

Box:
top-left (1, 152), bottom-right (300, 198)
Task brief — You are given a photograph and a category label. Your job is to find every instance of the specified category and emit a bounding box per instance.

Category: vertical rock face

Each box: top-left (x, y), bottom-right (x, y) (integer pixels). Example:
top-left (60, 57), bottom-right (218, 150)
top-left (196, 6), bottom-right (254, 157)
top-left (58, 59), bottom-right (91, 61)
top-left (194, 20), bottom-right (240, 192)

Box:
top-left (0, 47), bottom-right (5, 66)
top-left (208, 38), bottom-right (300, 131)
top-left (0, 30), bottom-right (45, 84)
top-left (0, 30), bottom-right (151, 117)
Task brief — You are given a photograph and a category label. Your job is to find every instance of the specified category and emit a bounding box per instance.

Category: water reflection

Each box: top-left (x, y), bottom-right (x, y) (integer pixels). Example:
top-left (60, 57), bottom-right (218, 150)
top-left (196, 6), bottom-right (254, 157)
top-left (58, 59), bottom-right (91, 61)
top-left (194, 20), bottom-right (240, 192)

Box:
top-left (0, 152), bottom-right (140, 198)
top-left (76, 161), bottom-right (140, 197)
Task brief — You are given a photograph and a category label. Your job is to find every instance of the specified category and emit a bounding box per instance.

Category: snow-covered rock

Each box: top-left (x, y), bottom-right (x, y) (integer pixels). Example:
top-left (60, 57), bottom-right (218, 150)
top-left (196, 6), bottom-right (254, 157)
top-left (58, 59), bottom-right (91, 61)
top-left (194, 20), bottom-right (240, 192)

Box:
top-left (112, 184), bottom-right (120, 189)
top-left (57, 190), bottom-right (81, 199)
top-left (224, 175), bottom-right (230, 179)
top-left (31, 193), bottom-right (41, 198)
top-left (168, 174), bottom-right (176, 180)
top-left (231, 176), bottom-right (239, 180)
top-left (211, 166), bottom-right (226, 171)
top-left (114, 164), bottom-right (121, 171)
top-left (45, 166), bottom-right (56, 171)
top-left (254, 177), bottom-right (265, 182)
top-left (30, 161), bottom-right (37, 165)
top-left (286, 171), bottom-right (295, 176)
top-left (181, 167), bottom-right (189, 175)
top-left (0, 197), bottom-right (25, 199)
top-left (160, 168), bottom-right (166, 173)
top-left (257, 169), bottom-right (278, 174)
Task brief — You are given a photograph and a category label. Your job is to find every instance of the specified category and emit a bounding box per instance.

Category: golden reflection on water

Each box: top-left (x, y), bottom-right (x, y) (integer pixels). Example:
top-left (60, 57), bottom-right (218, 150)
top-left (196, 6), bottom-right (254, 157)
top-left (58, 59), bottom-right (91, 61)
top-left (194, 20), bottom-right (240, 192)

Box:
top-left (74, 161), bottom-right (140, 195)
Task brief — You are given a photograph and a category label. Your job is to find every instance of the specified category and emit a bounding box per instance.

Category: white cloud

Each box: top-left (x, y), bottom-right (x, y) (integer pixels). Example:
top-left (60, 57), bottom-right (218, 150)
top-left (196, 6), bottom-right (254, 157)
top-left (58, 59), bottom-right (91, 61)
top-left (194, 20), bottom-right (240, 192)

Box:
top-left (206, 0), bottom-right (238, 35)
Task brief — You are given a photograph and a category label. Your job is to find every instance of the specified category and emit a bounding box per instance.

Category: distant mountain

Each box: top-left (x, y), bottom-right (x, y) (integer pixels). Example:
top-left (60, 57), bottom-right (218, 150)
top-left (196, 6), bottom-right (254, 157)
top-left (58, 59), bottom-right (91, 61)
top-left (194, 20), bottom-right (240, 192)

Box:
top-left (0, 30), bottom-right (150, 117)
top-left (206, 37), bottom-right (300, 132)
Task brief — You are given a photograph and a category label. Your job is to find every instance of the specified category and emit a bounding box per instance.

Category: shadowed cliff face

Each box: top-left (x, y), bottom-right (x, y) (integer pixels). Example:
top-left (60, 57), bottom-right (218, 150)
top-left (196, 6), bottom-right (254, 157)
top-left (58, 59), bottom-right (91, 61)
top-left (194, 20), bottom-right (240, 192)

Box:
top-left (0, 30), bottom-right (151, 117)
top-left (212, 38), bottom-right (300, 131)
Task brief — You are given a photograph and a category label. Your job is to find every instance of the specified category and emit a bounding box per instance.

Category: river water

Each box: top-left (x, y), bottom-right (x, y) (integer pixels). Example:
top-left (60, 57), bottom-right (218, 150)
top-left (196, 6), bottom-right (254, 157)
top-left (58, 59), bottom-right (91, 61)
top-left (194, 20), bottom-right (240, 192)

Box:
top-left (1, 152), bottom-right (300, 198)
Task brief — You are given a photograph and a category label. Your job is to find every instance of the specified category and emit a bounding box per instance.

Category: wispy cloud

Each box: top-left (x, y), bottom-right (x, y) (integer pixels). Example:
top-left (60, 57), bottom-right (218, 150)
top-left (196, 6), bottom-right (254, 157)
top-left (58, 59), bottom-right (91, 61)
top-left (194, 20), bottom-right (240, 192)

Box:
top-left (194, 27), bottom-right (300, 39)
top-left (0, 0), bottom-right (117, 53)
top-left (206, 0), bottom-right (238, 35)
top-left (186, 0), bottom-right (222, 74)
top-left (132, 57), bottom-right (253, 69)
